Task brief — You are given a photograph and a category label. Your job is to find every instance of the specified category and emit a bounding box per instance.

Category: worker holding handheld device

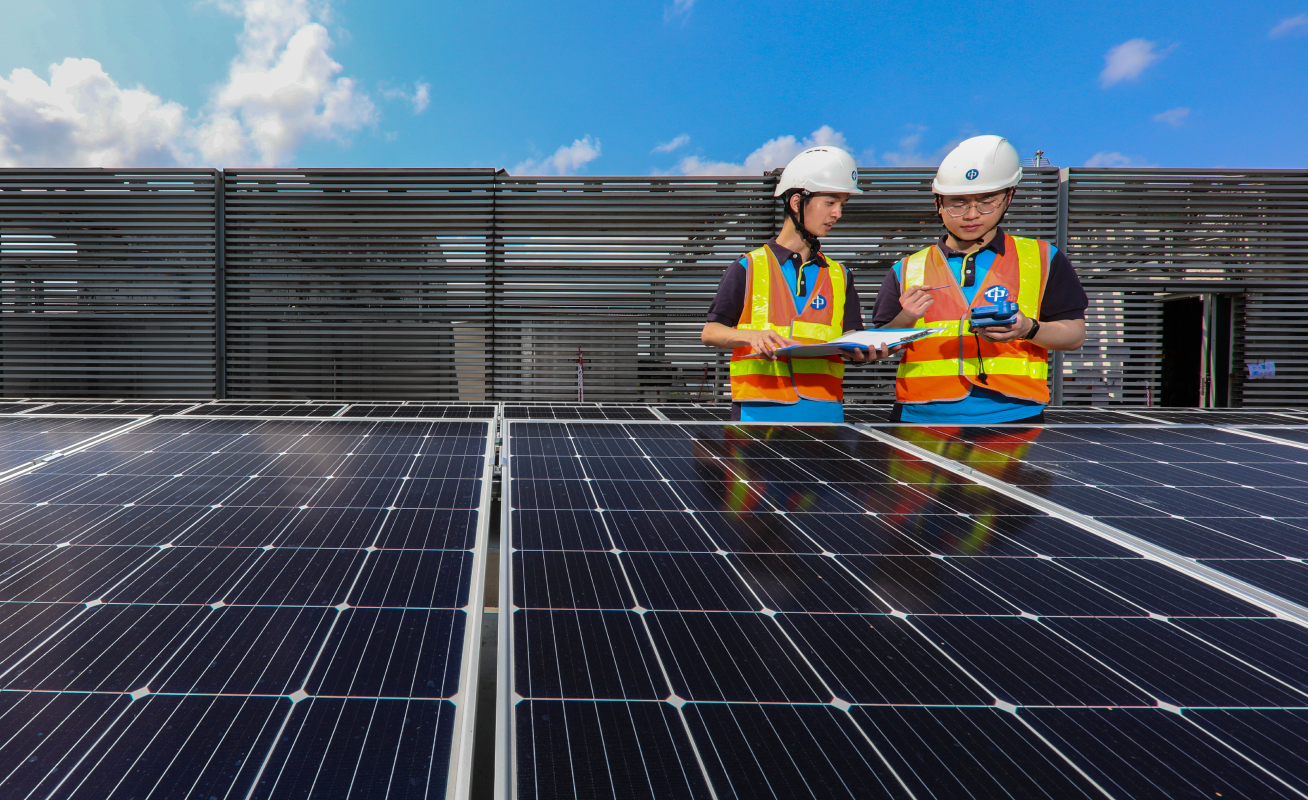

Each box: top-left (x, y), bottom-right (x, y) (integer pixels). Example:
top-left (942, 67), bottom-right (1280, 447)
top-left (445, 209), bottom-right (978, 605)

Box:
top-left (702, 146), bottom-right (893, 423)
top-left (871, 135), bottom-right (1089, 424)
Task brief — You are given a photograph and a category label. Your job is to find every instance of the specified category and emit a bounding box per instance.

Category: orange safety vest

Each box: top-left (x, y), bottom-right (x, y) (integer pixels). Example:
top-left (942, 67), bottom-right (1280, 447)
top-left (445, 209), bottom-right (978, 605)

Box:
top-left (728, 245), bottom-right (847, 404)
top-left (895, 234), bottom-right (1051, 404)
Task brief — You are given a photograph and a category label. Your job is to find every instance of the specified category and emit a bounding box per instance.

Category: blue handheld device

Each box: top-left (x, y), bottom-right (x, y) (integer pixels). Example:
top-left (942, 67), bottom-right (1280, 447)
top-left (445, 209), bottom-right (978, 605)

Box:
top-left (969, 301), bottom-right (1019, 331)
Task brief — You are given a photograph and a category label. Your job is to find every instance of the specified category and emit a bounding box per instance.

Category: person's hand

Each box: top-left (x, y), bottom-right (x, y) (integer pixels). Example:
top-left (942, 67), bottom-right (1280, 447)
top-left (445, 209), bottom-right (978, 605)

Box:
top-left (739, 329), bottom-right (798, 360)
top-left (975, 310), bottom-right (1031, 344)
top-left (899, 285), bottom-right (936, 321)
top-left (842, 343), bottom-right (895, 364)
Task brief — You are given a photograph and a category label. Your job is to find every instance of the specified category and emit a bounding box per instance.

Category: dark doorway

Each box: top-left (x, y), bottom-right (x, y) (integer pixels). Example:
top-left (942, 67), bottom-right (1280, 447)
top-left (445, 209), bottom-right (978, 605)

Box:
top-left (1211, 294), bottom-right (1234, 407)
top-left (1161, 297), bottom-right (1201, 406)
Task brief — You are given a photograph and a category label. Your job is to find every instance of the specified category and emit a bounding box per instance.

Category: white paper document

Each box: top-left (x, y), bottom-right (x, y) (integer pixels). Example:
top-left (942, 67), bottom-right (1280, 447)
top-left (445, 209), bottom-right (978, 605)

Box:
top-left (767, 328), bottom-right (943, 359)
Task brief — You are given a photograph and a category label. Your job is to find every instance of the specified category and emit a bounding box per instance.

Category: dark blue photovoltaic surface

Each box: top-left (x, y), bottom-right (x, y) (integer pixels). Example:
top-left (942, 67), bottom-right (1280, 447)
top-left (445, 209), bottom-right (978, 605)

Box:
top-left (0, 414), bottom-right (490, 799)
top-left (887, 424), bottom-right (1308, 617)
top-left (506, 421), bottom-right (1308, 800)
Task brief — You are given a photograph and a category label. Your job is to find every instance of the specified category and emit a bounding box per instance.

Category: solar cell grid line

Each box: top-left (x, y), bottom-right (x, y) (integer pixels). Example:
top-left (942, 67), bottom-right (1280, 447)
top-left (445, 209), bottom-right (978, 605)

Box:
top-left (23, 402), bottom-right (201, 416)
top-left (498, 421), bottom-right (1308, 799)
top-left (180, 403), bottom-right (349, 417)
top-left (341, 403), bottom-right (498, 419)
top-left (0, 415), bottom-right (495, 800)
top-left (503, 405), bottom-right (661, 421)
top-left (870, 423), bottom-right (1308, 621)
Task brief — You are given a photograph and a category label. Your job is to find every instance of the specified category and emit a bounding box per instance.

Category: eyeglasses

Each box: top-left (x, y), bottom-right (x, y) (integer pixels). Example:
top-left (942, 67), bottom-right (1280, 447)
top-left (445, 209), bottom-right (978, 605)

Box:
top-left (943, 196), bottom-right (1006, 217)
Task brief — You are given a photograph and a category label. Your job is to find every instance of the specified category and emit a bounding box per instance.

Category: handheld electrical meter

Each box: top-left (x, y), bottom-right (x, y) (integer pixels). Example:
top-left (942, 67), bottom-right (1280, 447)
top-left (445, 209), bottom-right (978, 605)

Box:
top-left (969, 301), bottom-right (1020, 331)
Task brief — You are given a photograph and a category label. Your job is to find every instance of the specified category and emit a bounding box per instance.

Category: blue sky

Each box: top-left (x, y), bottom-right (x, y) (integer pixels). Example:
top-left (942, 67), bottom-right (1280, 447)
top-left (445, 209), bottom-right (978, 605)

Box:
top-left (0, 0), bottom-right (1304, 172)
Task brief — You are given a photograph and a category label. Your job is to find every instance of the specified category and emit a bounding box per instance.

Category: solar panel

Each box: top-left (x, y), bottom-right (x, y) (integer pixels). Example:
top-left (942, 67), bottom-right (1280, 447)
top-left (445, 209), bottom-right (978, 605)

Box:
top-left (1042, 407), bottom-right (1145, 424)
top-left (182, 403), bottom-right (347, 417)
top-left (1123, 410), bottom-right (1306, 425)
top-left (503, 404), bottom-right (659, 420)
top-left (341, 403), bottom-right (496, 419)
top-left (0, 415), bottom-right (493, 798)
top-left (654, 405), bottom-right (731, 421)
top-left (880, 422), bottom-right (1308, 625)
top-left (500, 421), bottom-right (1308, 798)
top-left (22, 402), bottom-right (198, 416)
top-left (0, 415), bottom-right (142, 473)
top-left (1246, 427), bottom-right (1308, 446)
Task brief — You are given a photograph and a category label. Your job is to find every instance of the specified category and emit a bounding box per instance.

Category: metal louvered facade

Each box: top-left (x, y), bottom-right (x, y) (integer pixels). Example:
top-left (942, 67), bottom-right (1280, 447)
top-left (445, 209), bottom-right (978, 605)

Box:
top-left (0, 169), bottom-right (217, 397)
top-left (0, 166), bottom-right (1304, 405)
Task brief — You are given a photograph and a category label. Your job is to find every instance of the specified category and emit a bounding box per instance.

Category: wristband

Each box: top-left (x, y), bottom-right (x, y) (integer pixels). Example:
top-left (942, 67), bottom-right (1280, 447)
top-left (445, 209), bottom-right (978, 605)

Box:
top-left (1022, 319), bottom-right (1041, 341)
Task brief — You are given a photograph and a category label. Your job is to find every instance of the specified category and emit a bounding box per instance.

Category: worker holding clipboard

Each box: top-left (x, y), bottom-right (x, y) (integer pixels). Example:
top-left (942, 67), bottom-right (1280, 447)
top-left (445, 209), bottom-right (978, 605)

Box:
top-left (701, 146), bottom-right (896, 423)
top-left (871, 135), bottom-right (1089, 424)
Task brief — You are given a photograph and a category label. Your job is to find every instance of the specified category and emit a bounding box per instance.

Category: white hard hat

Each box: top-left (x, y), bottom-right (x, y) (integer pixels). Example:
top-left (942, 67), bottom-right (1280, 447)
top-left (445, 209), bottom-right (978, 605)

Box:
top-left (932, 135), bottom-right (1022, 195)
top-left (774, 146), bottom-right (863, 196)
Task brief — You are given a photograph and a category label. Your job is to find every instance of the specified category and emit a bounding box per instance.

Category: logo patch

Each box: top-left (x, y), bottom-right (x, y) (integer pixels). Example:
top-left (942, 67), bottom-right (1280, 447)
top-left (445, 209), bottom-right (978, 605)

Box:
top-left (965, 169), bottom-right (979, 181)
top-left (810, 295), bottom-right (828, 311)
top-left (983, 285), bottom-right (1010, 303)
top-left (850, 170), bottom-right (858, 184)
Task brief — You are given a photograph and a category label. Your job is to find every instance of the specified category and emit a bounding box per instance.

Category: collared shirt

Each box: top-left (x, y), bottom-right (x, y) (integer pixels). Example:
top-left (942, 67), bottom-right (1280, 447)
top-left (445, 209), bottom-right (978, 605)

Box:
top-left (706, 238), bottom-right (865, 332)
top-left (871, 228), bottom-right (1088, 424)
top-left (870, 228), bottom-right (1087, 325)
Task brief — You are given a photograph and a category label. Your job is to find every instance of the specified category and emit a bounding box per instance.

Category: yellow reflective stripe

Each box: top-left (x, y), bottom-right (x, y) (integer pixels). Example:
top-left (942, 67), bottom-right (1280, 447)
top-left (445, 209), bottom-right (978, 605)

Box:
top-left (904, 248), bottom-right (929, 289)
top-left (789, 358), bottom-right (843, 377)
top-left (730, 356), bottom-right (842, 378)
top-left (900, 357), bottom-right (1049, 379)
top-left (1012, 236), bottom-right (1043, 318)
top-left (826, 258), bottom-right (846, 337)
top-left (746, 247), bottom-right (772, 330)
top-left (792, 320), bottom-right (839, 340)
top-left (729, 358), bottom-right (790, 377)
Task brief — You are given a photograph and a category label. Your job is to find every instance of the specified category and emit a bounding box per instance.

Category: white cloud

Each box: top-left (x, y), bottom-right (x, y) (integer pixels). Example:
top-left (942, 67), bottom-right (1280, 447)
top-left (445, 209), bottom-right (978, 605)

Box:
top-left (0, 58), bottom-right (190, 167)
top-left (673, 126), bottom-right (849, 176)
top-left (1100, 38), bottom-right (1175, 87)
top-left (1270, 13), bottom-right (1308, 37)
top-left (195, 0), bottom-right (375, 165)
top-left (881, 126), bottom-right (930, 166)
top-left (652, 134), bottom-right (690, 154)
top-left (665, 0), bottom-right (695, 22)
top-left (1084, 151), bottom-right (1157, 167)
top-left (0, 0), bottom-right (374, 168)
top-left (381, 81), bottom-right (431, 115)
top-left (1153, 106), bottom-right (1190, 126)
top-left (513, 135), bottom-right (601, 175)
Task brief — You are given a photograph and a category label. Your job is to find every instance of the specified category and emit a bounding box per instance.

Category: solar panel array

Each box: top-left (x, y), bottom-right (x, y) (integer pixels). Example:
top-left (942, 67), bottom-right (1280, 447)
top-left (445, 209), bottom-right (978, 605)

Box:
top-left (501, 421), bottom-right (1308, 799)
top-left (1, 402), bottom-right (1306, 799)
top-left (0, 413), bottom-right (493, 799)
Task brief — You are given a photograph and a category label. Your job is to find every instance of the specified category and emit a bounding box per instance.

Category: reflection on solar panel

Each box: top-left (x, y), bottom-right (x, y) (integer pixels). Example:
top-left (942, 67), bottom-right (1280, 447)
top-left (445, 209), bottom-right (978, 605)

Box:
top-left (503, 405), bottom-right (659, 420)
top-left (23, 402), bottom-right (198, 416)
top-left (0, 416), bottom-right (492, 798)
top-left (182, 403), bottom-right (346, 417)
top-left (886, 423), bottom-right (1308, 618)
top-left (1125, 410), bottom-right (1306, 425)
top-left (342, 404), bottom-right (496, 419)
top-left (1244, 427), bottom-right (1308, 446)
top-left (501, 421), bottom-right (1307, 798)
top-left (841, 406), bottom-right (893, 424)
top-left (0, 416), bottom-right (141, 472)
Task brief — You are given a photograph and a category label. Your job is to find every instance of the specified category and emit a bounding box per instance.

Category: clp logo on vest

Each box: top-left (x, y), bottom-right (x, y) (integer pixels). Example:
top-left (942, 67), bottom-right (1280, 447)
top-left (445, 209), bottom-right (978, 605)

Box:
top-left (810, 295), bottom-right (828, 310)
top-left (983, 285), bottom-right (1010, 303)
top-left (965, 169), bottom-right (979, 180)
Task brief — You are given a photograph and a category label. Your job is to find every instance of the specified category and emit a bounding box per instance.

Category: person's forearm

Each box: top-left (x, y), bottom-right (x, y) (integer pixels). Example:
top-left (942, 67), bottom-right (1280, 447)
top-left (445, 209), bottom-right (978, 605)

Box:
top-left (1030, 319), bottom-right (1085, 351)
top-left (701, 321), bottom-right (747, 349)
top-left (884, 311), bottom-right (921, 329)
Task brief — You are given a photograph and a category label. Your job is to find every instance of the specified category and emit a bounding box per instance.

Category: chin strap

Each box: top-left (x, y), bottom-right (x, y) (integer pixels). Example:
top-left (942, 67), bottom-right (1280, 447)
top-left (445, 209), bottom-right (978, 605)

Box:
top-left (785, 190), bottom-right (822, 282)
